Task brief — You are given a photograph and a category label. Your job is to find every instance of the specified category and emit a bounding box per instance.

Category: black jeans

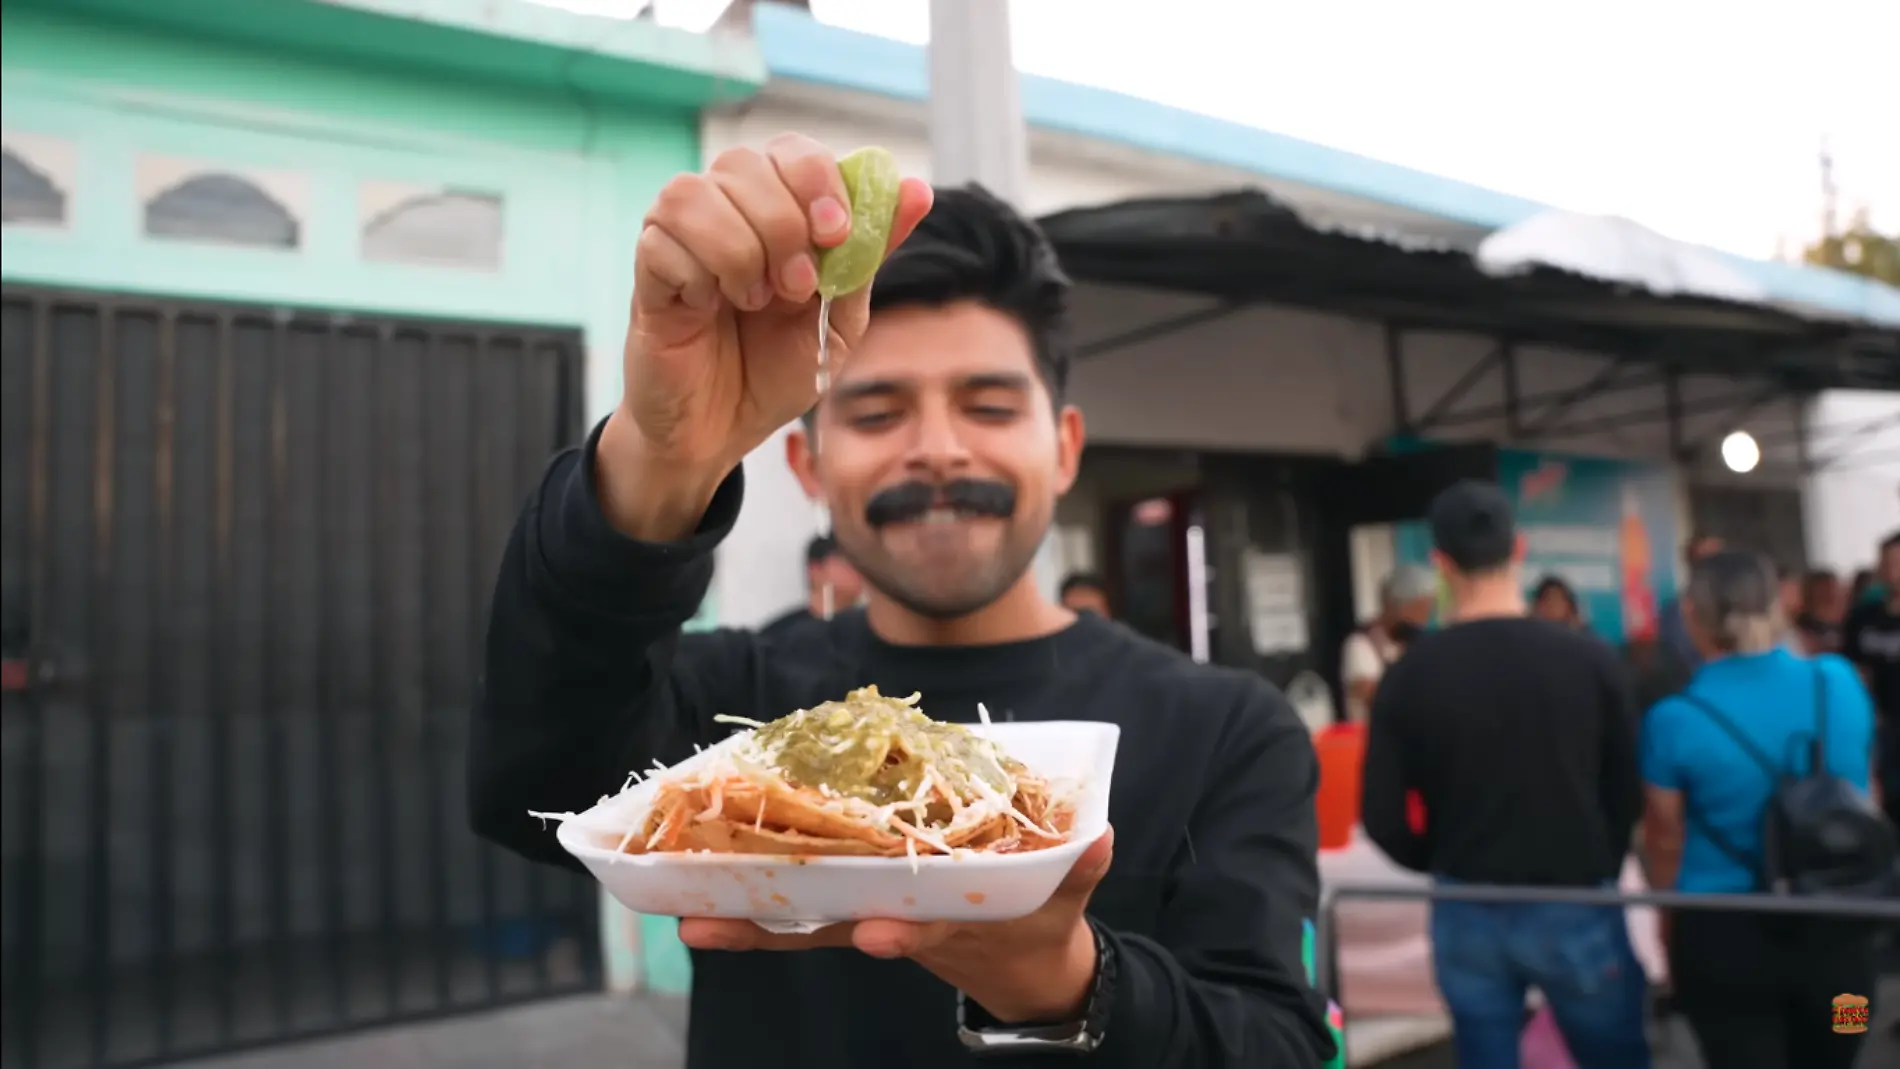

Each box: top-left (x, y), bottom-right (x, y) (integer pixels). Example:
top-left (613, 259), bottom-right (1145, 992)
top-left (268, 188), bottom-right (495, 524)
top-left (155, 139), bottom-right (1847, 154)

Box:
top-left (1670, 910), bottom-right (1875, 1069)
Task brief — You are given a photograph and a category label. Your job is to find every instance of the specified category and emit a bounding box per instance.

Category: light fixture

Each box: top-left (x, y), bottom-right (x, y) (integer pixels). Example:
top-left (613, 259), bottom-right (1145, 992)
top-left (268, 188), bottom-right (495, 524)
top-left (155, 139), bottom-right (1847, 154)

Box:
top-left (1720, 430), bottom-right (1760, 474)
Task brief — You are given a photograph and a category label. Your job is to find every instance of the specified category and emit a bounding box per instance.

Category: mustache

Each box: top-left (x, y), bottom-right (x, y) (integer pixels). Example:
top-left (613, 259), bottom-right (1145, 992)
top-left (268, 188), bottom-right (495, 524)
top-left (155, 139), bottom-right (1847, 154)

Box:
top-left (863, 479), bottom-right (1018, 528)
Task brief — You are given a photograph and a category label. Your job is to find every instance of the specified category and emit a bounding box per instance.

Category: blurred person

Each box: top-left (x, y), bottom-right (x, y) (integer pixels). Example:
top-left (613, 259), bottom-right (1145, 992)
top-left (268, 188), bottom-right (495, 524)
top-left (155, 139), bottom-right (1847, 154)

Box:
top-left (468, 144), bottom-right (1334, 1069)
top-left (1058, 571), bottom-right (1112, 618)
top-left (1361, 481), bottom-right (1648, 1069)
top-left (1339, 565), bottom-right (1436, 724)
top-left (1844, 531), bottom-right (1900, 828)
top-left (1776, 561), bottom-right (1804, 619)
top-left (1770, 561), bottom-right (1813, 655)
top-left (1639, 550), bottom-right (1885, 1069)
top-left (1658, 532), bottom-right (1723, 671)
top-left (1530, 574), bottom-right (1585, 630)
top-left (1793, 567), bottom-right (1846, 655)
top-left (1849, 567), bottom-right (1878, 608)
top-left (760, 533), bottom-right (865, 640)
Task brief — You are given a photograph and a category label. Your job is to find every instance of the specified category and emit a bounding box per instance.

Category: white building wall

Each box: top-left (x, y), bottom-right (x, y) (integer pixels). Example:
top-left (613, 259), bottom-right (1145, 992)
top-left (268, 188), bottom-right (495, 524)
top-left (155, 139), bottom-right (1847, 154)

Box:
top-left (1803, 390), bottom-right (1900, 573)
top-left (703, 86), bottom-right (1826, 629)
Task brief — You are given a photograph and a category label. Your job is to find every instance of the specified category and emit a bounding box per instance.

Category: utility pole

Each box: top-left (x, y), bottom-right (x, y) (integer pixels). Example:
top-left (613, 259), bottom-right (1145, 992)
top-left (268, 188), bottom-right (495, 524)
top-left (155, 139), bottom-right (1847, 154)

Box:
top-left (1819, 135), bottom-right (1838, 241)
top-left (926, 0), bottom-right (1063, 597)
top-left (926, 0), bottom-right (1029, 197)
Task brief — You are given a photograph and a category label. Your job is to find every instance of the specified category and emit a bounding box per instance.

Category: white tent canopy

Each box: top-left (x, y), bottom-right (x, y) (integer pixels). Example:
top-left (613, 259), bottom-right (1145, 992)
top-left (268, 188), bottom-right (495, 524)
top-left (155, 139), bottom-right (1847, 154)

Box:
top-left (1476, 210), bottom-right (1770, 305)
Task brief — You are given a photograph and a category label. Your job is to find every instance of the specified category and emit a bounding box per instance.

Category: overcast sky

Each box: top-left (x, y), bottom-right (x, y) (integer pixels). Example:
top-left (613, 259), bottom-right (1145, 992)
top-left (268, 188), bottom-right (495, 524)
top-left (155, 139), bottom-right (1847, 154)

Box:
top-left (546, 0), bottom-right (1898, 262)
top-left (807, 0), bottom-right (1897, 261)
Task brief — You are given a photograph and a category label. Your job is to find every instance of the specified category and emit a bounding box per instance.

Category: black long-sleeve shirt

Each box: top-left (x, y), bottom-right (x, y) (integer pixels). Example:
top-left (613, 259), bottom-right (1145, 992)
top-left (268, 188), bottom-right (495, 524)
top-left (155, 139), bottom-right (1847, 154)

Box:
top-left (469, 426), bottom-right (1335, 1069)
top-left (1360, 616), bottom-right (1643, 885)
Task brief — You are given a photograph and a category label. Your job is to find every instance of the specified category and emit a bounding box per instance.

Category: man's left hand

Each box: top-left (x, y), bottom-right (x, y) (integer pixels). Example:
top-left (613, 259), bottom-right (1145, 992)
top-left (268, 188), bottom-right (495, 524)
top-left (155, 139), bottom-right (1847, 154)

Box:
top-left (676, 828), bottom-right (1114, 1024)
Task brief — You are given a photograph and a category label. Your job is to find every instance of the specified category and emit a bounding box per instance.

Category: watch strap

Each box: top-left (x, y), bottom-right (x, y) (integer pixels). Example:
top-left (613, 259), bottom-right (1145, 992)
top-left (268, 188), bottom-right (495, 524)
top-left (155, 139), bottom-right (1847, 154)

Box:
top-left (957, 917), bottom-right (1118, 1055)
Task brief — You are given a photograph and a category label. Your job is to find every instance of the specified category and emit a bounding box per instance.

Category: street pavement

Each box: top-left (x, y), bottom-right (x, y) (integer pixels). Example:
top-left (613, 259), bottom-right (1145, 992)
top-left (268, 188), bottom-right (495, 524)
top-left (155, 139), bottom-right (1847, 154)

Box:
top-left (175, 974), bottom-right (1899, 1069)
top-left (176, 994), bottom-right (689, 1069)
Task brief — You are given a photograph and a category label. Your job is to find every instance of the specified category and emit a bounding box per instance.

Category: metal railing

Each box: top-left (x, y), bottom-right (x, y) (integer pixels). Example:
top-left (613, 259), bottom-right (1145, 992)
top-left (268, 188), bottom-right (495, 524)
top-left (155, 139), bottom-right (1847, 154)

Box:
top-left (1316, 881), bottom-right (1900, 1065)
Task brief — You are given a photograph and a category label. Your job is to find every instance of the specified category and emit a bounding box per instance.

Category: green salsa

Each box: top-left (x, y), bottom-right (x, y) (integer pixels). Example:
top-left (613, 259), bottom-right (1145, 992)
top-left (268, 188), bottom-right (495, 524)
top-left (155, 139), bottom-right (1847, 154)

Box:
top-left (747, 687), bottom-right (1018, 807)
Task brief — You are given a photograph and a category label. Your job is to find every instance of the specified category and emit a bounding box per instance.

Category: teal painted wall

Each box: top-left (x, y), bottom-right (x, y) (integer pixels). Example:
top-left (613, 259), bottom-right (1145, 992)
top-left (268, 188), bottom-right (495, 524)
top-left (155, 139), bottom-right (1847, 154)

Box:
top-left (2, 5), bottom-right (701, 415)
top-left (2, 4), bottom-right (720, 995)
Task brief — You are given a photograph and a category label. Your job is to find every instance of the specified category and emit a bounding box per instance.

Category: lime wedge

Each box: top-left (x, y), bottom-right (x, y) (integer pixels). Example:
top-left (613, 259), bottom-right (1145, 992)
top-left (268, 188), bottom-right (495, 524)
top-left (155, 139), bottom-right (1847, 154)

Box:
top-left (816, 147), bottom-right (902, 299)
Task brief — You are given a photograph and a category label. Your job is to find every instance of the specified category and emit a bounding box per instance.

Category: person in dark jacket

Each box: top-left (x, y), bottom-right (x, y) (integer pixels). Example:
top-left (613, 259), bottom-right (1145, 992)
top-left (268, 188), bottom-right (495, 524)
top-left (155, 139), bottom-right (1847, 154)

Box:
top-left (467, 138), bottom-right (1333, 1069)
top-left (1362, 481), bottom-right (1648, 1069)
top-left (759, 533), bottom-right (864, 639)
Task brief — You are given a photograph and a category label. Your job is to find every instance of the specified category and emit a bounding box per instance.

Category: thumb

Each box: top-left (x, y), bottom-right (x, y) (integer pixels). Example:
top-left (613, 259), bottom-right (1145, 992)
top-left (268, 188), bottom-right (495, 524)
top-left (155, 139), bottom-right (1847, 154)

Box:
top-left (1054, 827), bottom-right (1114, 899)
top-left (826, 177), bottom-right (935, 339)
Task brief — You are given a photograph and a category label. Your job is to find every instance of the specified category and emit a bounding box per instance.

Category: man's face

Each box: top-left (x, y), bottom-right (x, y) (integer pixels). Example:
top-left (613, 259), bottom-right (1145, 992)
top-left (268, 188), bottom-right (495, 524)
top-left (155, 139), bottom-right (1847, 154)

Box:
top-left (791, 301), bottom-right (1083, 620)
top-left (1395, 595), bottom-right (1436, 629)
top-left (1806, 576), bottom-right (1845, 623)
top-left (1061, 585), bottom-right (1111, 617)
top-left (1779, 576), bottom-right (1804, 615)
top-left (1882, 544), bottom-right (1900, 589)
top-left (810, 554), bottom-right (865, 608)
top-left (1532, 587), bottom-right (1573, 624)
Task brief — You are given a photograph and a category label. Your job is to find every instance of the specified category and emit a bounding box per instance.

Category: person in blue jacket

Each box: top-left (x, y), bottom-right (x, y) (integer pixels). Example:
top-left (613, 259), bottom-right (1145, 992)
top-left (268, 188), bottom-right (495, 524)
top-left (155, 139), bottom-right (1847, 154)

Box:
top-left (1640, 549), bottom-right (1879, 1069)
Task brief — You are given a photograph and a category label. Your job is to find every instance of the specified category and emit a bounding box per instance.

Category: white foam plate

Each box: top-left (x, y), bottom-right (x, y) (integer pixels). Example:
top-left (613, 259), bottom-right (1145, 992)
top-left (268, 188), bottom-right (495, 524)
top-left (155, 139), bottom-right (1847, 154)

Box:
top-left (553, 720), bottom-right (1119, 933)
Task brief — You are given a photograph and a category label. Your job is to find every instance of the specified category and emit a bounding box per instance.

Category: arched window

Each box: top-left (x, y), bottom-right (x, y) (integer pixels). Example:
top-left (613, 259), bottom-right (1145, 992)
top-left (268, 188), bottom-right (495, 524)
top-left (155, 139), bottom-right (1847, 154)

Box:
top-left (3, 146), bottom-right (67, 226)
top-left (361, 191), bottom-right (503, 270)
top-left (144, 173), bottom-right (299, 249)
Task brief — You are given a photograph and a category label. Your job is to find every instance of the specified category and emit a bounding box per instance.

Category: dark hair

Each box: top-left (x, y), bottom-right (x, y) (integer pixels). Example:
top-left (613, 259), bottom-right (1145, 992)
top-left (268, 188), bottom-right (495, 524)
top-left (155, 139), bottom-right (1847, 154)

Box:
top-left (1850, 568), bottom-right (1876, 599)
top-left (1884, 530), bottom-right (1900, 554)
top-left (804, 184), bottom-right (1071, 432)
top-left (1060, 572), bottom-right (1105, 598)
top-left (1683, 531), bottom-right (1723, 564)
top-left (805, 534), bottom-right (838, 564)
top-left (1427, 479), bottom-right (1517, 574)
top-left (1684, 549), bottom-right (1781, 654)
top-left (1531, 574), bottom-right (1579, 614)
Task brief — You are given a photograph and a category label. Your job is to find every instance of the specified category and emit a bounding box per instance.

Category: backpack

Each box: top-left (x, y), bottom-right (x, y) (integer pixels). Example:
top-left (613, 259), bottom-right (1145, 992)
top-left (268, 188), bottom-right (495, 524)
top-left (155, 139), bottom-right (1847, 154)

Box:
top-left (1676, 664), bottom-right (1900, 898)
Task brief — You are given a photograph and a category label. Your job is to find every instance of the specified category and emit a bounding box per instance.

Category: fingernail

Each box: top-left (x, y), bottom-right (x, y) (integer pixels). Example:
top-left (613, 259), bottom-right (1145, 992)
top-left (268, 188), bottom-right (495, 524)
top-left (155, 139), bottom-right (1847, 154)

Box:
top-left (781, 254), bottom-right (816, 297)
top-left (811, 197), bottom-right (848, 241)
top-left (745, 281), bottom-right (772, 309)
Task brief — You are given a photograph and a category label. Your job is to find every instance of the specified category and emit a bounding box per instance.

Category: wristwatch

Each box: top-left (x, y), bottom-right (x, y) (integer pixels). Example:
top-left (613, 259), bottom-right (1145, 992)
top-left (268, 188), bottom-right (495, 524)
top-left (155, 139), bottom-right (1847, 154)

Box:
top-left (956, 918), bottom-right (1118, 1055)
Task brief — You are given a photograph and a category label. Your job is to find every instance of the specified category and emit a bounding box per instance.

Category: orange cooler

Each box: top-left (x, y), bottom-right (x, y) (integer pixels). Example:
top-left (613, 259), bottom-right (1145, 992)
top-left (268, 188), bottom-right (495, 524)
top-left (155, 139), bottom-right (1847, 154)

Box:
top-left (1314, 725), bottom-right (1366, 851)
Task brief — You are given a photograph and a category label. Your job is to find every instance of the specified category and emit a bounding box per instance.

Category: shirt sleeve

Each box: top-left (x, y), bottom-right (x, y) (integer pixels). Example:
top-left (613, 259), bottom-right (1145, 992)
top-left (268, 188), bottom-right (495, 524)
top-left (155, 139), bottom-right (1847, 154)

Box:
top-left (1360, 661), bottom-right (1428, 871)
top-left (1639, 697), bottom-right (1684, 791)
top-left (1090, 683), bottom-right (1335, 1069)
top-left (1595, 647), bottom-right (1644, 850)
top-left (1840, 604), bottom-right (1872, 667)
top-left (1340, 632), bottom-right (1382, 683)
top-left (1818, 654), bottom-right (1878, 790)
top-left (468, 420), bottom-right (759, 870)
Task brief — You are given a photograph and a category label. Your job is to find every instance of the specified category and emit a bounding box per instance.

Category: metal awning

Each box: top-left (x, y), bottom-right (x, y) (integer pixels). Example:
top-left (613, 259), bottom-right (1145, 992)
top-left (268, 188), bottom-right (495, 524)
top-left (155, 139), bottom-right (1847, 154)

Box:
top-left (1038, 190), bottom-right (1900, 394)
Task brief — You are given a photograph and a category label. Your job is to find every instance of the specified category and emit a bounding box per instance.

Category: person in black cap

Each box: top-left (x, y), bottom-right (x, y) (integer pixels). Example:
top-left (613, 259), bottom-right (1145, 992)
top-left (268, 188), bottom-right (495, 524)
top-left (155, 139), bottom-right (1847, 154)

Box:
top-left (760, 533), bottom-right (865, 640)
top-left (1360, 479), bottom-right (1649, 1069)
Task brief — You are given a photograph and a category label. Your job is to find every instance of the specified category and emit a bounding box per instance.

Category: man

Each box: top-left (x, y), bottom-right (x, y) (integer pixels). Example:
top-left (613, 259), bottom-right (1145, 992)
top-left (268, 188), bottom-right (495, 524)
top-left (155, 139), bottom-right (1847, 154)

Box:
top-left (1843, 531), bottom-right (1900, 827)
top-left (1338, 565), bottom-right (1436, 724)
top-left (1360, 480), bottom-right (1649, 1069)
top-left (1058, 571), bottom-right (1112, 618)
top-left (1793, 567), bottom-right (1846, 655)
top-left (760, 533), bottom-right (865, 639)
top-left (469, 138), bottom-right (1333, 1068)
top-left (1658, 531), bottom-right (1723, 671)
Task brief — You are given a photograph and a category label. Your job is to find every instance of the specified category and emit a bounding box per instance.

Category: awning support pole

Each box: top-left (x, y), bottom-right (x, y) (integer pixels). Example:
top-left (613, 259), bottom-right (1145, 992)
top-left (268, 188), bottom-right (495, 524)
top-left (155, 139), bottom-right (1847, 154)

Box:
top-left (1076, 301), bottom-right (1248, 361)
top-left (1384, 322), bottom-right (1411, 442)
top-left (1520, 355), bottom-right (1640, 440)
top-left (1665, 370), bottom-right (1687, 463)
top-left (1410, 341), bottom-right (1504, 432)
top-left (1500, 341), bottom-right (1522, 439)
